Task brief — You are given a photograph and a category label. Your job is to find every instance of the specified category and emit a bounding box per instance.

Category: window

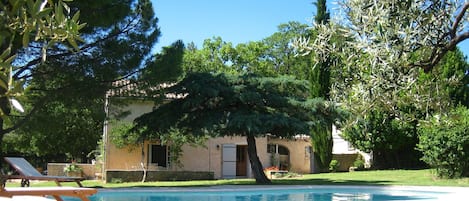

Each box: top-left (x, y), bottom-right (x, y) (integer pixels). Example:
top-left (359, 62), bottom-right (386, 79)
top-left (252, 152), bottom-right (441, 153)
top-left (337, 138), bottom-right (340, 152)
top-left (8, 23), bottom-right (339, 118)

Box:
top-left (267, 144), bottom-right (289, 155)
top-left (267, 144), bottom-right (276, 153)
top-left (149, 144), bottom-right (169, 167)
top-left (277, 145), bottom-right (289, 155)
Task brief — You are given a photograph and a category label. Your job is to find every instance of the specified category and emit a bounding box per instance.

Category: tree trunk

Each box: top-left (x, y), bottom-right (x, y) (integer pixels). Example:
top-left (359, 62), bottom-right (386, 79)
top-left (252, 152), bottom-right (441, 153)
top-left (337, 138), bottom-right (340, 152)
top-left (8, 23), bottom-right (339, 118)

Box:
top-left (0, 92), bottom-right (9, 169)
top-left (246, 133), bottom-right (271, 184)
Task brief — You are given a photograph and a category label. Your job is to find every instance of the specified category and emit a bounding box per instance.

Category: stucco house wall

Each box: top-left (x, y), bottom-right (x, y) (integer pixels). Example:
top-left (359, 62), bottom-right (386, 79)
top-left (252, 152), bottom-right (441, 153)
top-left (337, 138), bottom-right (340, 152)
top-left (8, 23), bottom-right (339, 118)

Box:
top-left (332, 125), bottom-right (372, 168)
top-left (268, 137), bottom-right (312, 173)
top-left (177, 136), bottom-right (270, 179)
top-left (104, 98), bottom-right (154, 172)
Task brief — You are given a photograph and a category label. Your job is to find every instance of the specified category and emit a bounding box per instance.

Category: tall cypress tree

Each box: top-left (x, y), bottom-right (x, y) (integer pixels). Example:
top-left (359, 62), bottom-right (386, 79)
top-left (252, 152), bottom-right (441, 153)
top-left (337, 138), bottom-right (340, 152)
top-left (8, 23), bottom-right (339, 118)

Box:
top-left (310, 0), bottom-right (333, 172)
top-left (313, 0), bottom-right (330, 25)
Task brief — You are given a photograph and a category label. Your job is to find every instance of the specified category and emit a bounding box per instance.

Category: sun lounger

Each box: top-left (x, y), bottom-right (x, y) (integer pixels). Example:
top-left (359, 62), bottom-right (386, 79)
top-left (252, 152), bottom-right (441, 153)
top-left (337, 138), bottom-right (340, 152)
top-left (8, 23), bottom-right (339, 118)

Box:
top-left (3, 157), bottom-right (84, 187)
top-left (0, 186), bottom-right (97, 201)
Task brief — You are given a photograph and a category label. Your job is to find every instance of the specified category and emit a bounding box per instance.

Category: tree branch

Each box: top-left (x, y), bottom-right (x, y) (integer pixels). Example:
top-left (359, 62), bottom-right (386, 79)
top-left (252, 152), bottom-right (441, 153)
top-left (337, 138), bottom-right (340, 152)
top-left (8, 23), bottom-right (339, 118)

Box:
top-left (450, 2), bottom-right (469, 38)
top-left (414, 2), bottom-right (468, 72)
top-left (13, 18), bottom-right (139, 80)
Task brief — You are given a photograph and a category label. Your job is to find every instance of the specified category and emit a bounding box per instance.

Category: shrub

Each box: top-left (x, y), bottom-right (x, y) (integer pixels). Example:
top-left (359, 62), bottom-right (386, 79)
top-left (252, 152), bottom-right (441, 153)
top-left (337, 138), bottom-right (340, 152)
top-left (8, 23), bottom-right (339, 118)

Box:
top-left (417, 106), bottom-right (469, 178)
top-left (353, 158), bottom-right (365, 170)
top-left (329, 160), bottom-right (340, 172)
top-left (63, 163), bottom-right (82, 173)
top-left (110, 178), bottom-right (123, 183)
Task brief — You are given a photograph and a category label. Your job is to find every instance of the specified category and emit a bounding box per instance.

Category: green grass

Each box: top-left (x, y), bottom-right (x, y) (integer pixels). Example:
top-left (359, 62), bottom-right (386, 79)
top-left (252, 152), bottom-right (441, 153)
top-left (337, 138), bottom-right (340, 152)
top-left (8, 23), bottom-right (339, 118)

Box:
top-left (6, 169), bottom-right (469, 188)
top-left (274, 169), bottom-right (469, 186)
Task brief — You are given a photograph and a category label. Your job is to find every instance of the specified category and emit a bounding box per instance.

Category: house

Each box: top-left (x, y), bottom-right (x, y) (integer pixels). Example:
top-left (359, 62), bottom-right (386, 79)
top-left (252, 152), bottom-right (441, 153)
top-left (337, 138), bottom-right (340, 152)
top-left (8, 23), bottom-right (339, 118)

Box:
top-left (331, 125), bottom-right (371, 171)
top-left (100, 81), bottom-right (369, 182)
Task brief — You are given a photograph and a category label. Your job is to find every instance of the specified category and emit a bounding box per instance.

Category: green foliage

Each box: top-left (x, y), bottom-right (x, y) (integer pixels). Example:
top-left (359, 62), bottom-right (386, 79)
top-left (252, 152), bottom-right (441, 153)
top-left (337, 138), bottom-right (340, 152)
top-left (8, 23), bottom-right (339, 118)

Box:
top-left (297, 0), bottom-right (468, 72)
top-left (0, 0), bottom-right (84, 120)
top-left (141, 40), bottom-right (185, 85)
top-left (336, 49), bottom-right (468, 169)
top-left (417, 106), bottom-right (469, 178)
top-left (183, 37), bottom-right (238, 74)
top-left (133, 73), bottom-right (334, 138)
top-left (343, 108), bottom-right (423, 169)
top-left (183, 22), bottom-right (314, 80)
top-left (63, 163), bottom-right (82, 173)
top-left (181, 22), bottom-right (343, 173)
top-left (110, 178), bottom-right (124, 183)
top-left (158, 128), bottom-right (208, 169)
top-left (353, 155), bottom-right (365, 170)
top-left (309, 0), bottom-right (336, 172)
top-left (353, 159), bottom-right (365, 170)
top-left (4, 99), bottom-right (103, 158)
top-left (435, 49), bottom-right (469, 108)
top-left (261, 22), bottom-right (312, 78)
top-left (132, 72), bottom-right (347, 184)
top-left (293, 1), bottom-right (468, 171)
top-left (294, 0), bottom-right (468, 119)
top-left (110, 120), bottom-right (142, 150)
top-left (313, 0), bottom-right (330, 25)
top-left (4, 0), bottom-right (161, 159)
top-left (311, 125), bottom-right (332, 171)
top-left (329, 159), bottom-right (339, 172)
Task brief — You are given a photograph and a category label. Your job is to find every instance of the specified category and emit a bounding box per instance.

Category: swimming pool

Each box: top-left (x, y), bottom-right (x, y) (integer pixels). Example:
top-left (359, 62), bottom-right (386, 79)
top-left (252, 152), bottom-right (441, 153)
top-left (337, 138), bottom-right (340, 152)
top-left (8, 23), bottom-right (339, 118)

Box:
top-left (63, 185), bottom-right (468, 201)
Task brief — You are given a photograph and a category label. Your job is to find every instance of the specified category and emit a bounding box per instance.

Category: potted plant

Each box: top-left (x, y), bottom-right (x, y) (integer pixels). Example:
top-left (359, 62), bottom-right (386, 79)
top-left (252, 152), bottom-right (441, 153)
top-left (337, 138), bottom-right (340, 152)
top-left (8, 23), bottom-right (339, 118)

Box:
top-left (63, 163), bottom-right (82, 177)
top-left (263, 166), bottom-right (279, 179)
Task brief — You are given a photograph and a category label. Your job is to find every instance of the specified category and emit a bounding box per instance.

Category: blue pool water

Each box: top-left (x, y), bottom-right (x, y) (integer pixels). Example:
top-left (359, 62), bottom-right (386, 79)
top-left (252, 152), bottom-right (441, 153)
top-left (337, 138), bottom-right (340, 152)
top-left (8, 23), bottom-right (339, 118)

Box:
top-left (63, 185), bottom-right (467, 201)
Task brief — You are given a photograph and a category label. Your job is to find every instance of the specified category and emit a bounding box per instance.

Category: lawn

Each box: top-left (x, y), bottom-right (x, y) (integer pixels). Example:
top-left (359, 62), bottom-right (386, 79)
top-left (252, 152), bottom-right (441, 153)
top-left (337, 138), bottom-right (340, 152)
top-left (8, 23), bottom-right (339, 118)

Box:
top-left (7, 169), bottom-right (469, 188)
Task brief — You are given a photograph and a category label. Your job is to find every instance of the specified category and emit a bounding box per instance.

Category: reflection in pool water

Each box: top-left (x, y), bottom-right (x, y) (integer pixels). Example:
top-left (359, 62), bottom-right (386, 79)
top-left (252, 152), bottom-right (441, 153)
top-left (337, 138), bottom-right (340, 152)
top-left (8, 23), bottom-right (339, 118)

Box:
top-left (63, 185), bottom-right (467, 201)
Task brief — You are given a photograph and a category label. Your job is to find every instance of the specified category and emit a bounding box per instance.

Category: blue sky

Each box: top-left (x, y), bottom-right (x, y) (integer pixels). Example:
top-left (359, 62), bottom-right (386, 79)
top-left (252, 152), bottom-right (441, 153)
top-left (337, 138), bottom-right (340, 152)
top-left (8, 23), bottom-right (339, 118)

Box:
top-left (151, 0), bottom-right (468, 60)
top-left (152, 0), bottom-right (316, 50)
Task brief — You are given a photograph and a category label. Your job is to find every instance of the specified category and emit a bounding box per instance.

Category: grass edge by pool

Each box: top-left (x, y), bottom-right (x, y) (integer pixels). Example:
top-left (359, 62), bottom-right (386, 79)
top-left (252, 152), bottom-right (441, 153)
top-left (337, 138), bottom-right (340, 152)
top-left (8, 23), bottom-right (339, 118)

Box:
top-left (6, 169), bottom-right (469, 188)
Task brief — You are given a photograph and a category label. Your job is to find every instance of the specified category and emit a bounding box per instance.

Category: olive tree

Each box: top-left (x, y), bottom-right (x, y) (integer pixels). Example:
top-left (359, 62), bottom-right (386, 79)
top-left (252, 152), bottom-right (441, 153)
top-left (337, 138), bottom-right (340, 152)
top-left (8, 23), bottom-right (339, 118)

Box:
top-left (293, 0), bottom-right (468, 118)
top-left (293, 0), bottom-right (468, 171)
top-left (0, 0), bottom-right (84, 148)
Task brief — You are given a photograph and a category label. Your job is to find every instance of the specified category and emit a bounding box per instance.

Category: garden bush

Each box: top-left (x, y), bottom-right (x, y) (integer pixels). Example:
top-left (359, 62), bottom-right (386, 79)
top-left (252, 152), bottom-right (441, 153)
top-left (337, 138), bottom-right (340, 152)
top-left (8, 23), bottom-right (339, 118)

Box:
top-left (329, 160), bottom-right (340, 172)
top-left (417, 106), bottom-right (469, 178)
top-left (353, 157), bottom-right (365, 170)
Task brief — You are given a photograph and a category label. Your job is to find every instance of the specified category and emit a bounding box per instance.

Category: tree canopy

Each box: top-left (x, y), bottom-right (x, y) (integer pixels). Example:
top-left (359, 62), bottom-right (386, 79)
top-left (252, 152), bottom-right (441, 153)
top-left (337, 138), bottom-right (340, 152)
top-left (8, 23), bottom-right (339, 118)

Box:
top-left (293, 0), bottom-right (468, 118)
top-left (2, 0), bottom-right (162, 160)
top-left (131, 72), bottom-right (345, 183)
top-left (0, 0), bottom-right (85, 161)
top-left (293, 0), bottom-right (469, 171)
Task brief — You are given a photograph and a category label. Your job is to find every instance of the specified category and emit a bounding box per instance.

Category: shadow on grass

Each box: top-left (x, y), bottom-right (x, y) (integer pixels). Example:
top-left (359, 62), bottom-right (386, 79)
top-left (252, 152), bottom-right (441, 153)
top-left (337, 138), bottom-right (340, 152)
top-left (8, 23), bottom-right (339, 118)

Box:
top-left (272, 178), bottom-right (392, 186)
top-left (91, 178), bottom-right (393, 189)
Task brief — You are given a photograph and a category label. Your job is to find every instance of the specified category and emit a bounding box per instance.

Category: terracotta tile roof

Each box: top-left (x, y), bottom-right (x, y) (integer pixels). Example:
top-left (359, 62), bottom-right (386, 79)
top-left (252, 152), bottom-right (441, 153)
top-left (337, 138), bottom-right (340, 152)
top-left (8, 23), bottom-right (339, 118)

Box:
top-left (106, 79), bottom-right (184, 99)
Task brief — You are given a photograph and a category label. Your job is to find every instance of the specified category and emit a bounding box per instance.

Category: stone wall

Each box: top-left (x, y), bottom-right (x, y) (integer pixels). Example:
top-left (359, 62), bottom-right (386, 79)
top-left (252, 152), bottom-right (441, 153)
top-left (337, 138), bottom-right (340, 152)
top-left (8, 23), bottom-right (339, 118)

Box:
top-left (105, 170), bottom-right (214, 183)
top-left (47, 163), bottom-right (100, 179)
